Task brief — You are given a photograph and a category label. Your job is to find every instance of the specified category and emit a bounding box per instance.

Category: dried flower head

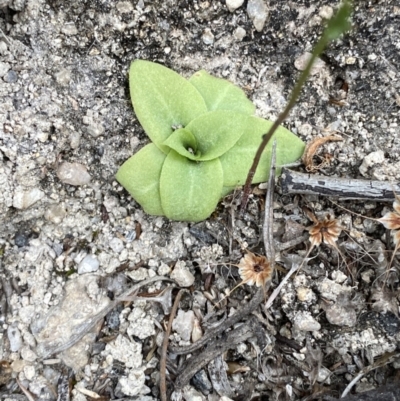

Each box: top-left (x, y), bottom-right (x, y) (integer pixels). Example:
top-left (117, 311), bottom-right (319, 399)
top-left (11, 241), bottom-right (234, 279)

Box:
top-left (238, 251), bottom-right (273, 287)
top-left (378, 197), bottom-right (400, 246)
top-left (308, 214), bottom-right (342, 248)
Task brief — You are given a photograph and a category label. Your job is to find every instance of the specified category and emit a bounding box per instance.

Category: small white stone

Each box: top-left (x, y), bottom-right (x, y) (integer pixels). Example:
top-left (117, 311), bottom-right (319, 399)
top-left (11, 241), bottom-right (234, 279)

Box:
top-left (54, 68), bottom-right (71, 86)
top-left (24, 365), bottom-right (35, 381)
top-left (20, 347), bottom-right (37, 362)
top-left (247, 0), bottom-right (268, 32)
top-left (359, 150), bottom-right (385, 176)
top-left (78, 255), bottom-right (100, 274)
top-left (172, 310), bottom-right (195, 341)
top-left (57, 162), bottom-right (91, 186)
top-left (319, 5), bottom-right (333, 19)
top-left (170, 261), bottom-right (195, 287)
top-left (294, 52), bottom-right (326, 75)
top-left (126, 267), bottom-right (149, 281)
top-left (202, 28), bottom-right (214, 45)
top-left (0, 61), bottom-right (10, 77)
top-left (61, 23), bottom-right (78, 35)
top-left (8, 326), bottom-right (23, 352)
top-left (345, 56), bottom-right (357, 65)
top-left (331, 270), bottom-right (347, 284)
top-left (116, 1), bottom-right (134, 13)
top-left (158, 262), bottom-right (171, 276)
top-left (119, 369), bottom-right (146, 396)
top-left (293, 312), bottom-right (321, 332)
top-left (86, 122), bottom-right (105, 138)
top-left (109, 237), bottom-right (124, 253)
top-left (233, 26), bottom-right (246, 41)
top-left (226, 0), bottom-right (244, 12)
top-left (44, 204), bottom-right (66, 224)
top-left (317, 366), bottom-right (331, 384)
top-left (104, 335), bottom-right (142, 368)
top-left (296, 287), bottom-right (314, 303)
top-left (13, 187), bottom-right (44, 209)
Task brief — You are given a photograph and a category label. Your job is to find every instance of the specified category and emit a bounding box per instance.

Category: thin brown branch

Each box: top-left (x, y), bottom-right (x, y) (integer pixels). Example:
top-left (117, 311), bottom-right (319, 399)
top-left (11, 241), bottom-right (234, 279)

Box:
top-left (160, 289), bottom-right (185, 401)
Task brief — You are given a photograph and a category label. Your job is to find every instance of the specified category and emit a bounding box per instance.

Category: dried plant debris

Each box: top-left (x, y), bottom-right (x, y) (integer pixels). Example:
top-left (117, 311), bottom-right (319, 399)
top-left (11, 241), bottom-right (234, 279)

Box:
top-left (237, 251), bottom-right (273, 287)
top-left (302, 135), bottom-right (343, 172)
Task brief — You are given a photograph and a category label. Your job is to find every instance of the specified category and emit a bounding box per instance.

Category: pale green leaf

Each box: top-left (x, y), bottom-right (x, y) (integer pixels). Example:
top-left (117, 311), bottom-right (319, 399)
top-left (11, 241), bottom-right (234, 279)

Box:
top-left (160, 151), bottom-right (223, 222)
top-left (115, 143), bottom-right (166, 216)
top-left (183, 110), bottom-right (251, 161)
top-left (189, 70), bottom-right (255, 115)
top-left (130, 60), bottom-right (208, 153)
top-left (163, 128), bottom-right (200, 160)
top-left (220, 117), bottom-right (305, 187)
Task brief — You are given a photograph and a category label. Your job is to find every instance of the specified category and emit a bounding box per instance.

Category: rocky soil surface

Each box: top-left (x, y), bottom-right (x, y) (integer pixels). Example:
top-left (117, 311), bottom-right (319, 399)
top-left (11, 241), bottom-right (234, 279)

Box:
top-left (1, 0), bottom-right (400, 400)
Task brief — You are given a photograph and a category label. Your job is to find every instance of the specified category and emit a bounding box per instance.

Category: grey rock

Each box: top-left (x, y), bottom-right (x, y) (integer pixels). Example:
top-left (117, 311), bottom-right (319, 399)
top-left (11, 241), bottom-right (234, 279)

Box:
top-left (172, 309), bottom-right (195, 341)
top-left (0, 61), bottom-right (10, 77)
top-left (170, 261), bottom-right (195, 287)
top-left (13, 187), bottom-right (45, 209)
top-left (8, 326), bottom-right (23, 352)
top-left (226, 0), bottom-right (244, 12)
top-left (57, 162), bottom-right (91, 186)
top-left (78, 255), bottom-right (100, 274)
top-left (293, 311), bottom-right (321, 331)
top-left (247, 0), bottom-right (268, 32)
top-left (4, 70), bottom-right (18, 83)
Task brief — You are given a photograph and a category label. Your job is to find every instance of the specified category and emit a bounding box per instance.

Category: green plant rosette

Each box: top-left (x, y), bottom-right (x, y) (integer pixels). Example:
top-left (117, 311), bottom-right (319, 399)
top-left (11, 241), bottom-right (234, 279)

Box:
top-left (116, 60), bottom-right (305, 222)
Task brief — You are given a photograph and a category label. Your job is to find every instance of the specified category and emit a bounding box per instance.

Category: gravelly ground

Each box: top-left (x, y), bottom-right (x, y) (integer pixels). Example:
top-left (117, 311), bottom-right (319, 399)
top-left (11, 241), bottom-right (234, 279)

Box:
top-left (1, 0), bottom-right (400, 400)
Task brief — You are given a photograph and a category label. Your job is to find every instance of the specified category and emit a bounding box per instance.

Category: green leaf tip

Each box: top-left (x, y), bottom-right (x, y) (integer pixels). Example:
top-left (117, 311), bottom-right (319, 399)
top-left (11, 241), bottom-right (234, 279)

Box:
top-left (117, 60), bottom-right (305, 222)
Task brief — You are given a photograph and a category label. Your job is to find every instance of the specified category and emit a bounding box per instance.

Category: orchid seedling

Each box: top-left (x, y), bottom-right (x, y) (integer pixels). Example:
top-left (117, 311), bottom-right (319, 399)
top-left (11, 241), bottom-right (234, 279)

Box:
top-left (116, 60), bottom-right (304, 222)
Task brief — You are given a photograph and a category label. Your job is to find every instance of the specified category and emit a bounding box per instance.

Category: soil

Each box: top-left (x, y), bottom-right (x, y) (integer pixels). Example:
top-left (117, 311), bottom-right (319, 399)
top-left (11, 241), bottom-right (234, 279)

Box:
top-left (0, 0), bottom-right (400, 400)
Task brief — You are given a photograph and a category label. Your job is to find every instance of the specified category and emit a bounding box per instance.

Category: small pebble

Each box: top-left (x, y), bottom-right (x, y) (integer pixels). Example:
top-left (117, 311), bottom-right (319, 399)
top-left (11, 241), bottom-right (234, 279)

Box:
top-left (172, 310), bottom-right (195, 341)
top-left (61, 23), bottom-right (78, 36)
top-left (109, 237), bottom-right (124, 253)
top-left (78, 255), bottom-right (100, 274)
top-left (359, 150), bottom-right (385, 176)
top-left (44, 204), bottom-right (66, 224)
top-left (24, 365), bottom-right (35, 381)
top-left (116, 1), bottom-right (134, 13)
top-left (170, 261), bottom-right (195, 287)
top-left (14, 232), bottom-right (29, 247)
top-left (0, 61), bottom-right (10, 77)
top-left (293, 311), bottom-right (321, 331)
top-left (294, 52), bottom-right (326, 75)
top-left (233, 26), bottom-right (246, 41)
top-left (4, 70), bottom-right (17, 83)
top-left (202, 28), bottom-right (214, 45)
top-left (54, 68), bottom-right (71, 86)
top-left (226, 0), bottom-right (244, 12)
top-left (13, 187), bottom-right (44, 209)
top-left (319, 5), bottom-right (333, 19)
top-left (57, 162), bottom-right (91, 186)
top-left (247, 0), bottom-right (268, 32)
top-left (296, 287), bottom-right (314, 303)
top-left (8, 326), bottom-right (23, 352)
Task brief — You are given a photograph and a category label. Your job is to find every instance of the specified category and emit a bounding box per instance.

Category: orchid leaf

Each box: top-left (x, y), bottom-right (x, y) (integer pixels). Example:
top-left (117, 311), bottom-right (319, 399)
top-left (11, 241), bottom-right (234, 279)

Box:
top-left (160, 151), bottom-right (223, 222)
top-left (163, 128), bottom-right (200, 160)
top-left (115, 143), bottom-right (165, 216)
top-left (220, 117), bottom-right (305, 187)
top-left (189, 70), bottom-right (255, 115)
top-left (184, 110), bottom-right (250, 161)
top-left (130, 60), bottom-right (208, 153)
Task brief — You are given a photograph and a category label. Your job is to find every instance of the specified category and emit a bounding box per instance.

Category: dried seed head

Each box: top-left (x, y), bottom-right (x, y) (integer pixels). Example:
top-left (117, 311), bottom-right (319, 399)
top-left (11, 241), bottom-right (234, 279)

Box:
top-left (308, 214), bottom-right (342, 248)
top-left (238, 251), bottom-right (273, 287)
top-left (378, 198), bottom-right (400, 240)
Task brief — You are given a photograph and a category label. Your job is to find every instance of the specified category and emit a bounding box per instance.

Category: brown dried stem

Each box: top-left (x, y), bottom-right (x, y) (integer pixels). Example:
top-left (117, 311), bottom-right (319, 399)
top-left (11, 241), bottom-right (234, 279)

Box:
top-left (160, 289), bottom-right (185, 401)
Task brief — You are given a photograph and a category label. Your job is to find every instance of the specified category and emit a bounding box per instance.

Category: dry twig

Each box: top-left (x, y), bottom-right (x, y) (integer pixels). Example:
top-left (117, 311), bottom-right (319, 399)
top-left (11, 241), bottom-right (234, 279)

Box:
top-left (160, 289), bottom-right (185, 401)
